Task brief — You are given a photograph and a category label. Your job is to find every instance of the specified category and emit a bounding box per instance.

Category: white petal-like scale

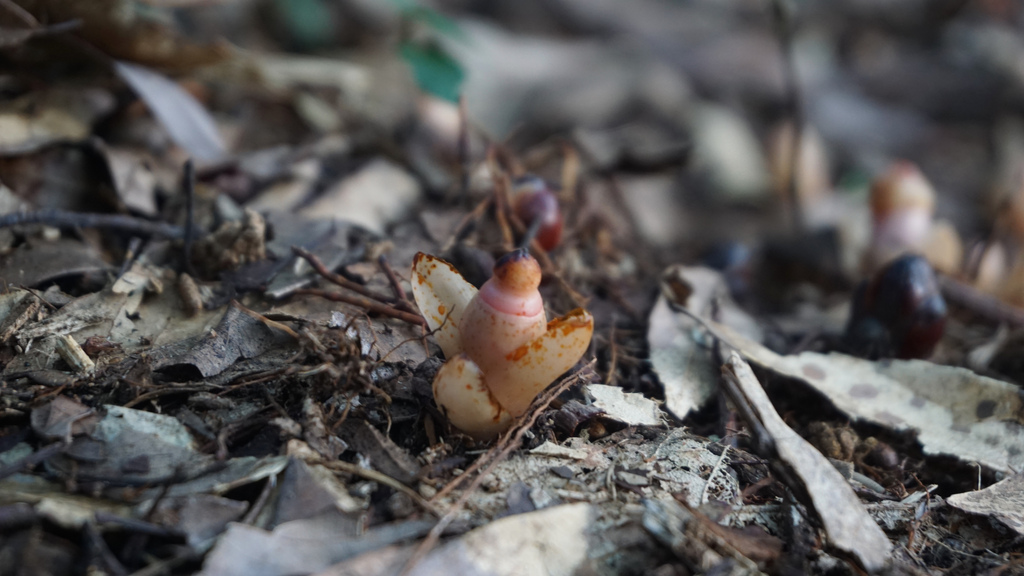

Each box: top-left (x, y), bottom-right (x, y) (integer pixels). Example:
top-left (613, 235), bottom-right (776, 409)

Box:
top-left (485, 308), bottom-right (594, 416)
top-left (432, 353), bottom-right (513, 440)
top-left (411, 252), bottom-right (476, 358)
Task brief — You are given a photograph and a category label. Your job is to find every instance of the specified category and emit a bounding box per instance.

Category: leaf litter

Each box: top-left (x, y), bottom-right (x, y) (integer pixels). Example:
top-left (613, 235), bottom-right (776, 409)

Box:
top-left (1, 1), bottom-right (1024, 575)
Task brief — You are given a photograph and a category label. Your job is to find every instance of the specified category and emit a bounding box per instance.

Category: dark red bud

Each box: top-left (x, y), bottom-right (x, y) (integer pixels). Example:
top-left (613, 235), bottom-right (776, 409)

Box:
top-left (512, 175), bottom-right (563, 251)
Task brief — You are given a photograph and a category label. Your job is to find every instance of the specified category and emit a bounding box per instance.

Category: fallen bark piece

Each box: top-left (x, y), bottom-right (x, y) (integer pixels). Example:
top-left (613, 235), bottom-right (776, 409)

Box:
top-left (721, 353), bottom-right (891, 573)
top-left (55, 335), bottom-right (94, 373)
top-left (948, 473), bottom-right (1024, 537)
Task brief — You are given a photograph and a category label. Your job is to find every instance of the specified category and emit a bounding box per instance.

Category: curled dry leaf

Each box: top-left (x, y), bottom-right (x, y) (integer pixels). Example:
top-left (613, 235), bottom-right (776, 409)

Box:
top-left (648, 265), bottom-right (762, 420)
top-left (411, 249), bottom-right (593, 439)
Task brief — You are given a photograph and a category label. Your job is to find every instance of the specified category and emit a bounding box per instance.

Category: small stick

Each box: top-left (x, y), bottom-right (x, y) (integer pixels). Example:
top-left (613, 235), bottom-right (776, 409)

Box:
top-left (292, 246), bottom-right (395, 303)
top-left (518, 216), bottom-right (543, 251)
top-left (458, 94), bottom-right (471, 203)
top-left (322, 460), bottom-right (441, 517)
top-left (378, 254), bottom-right (416, 314)
top-left (505, 206), bottom-right (588, 308)
top-left (938, 274), bottom-right (1024, 327)
top-left (0, 0), bottom-right (38, 26)
top-left (559, 140), bottom-right (580, 204)
top-left (85, 522), bottom-right (130, 576)
top-left (182, 159), bottom-right (198, 277)
top-left (0, 210), bottom-right (184, 238)
top-left (118, 237), bottom-right (143, 277)
top-left (770, 0), bottom-right (806, 233)
top-left (429, 363), bottom-right (592, 504)
top-left (232, 300), bottom-right (300, 339)
top-left (441, 194), bottom-right (492, 253)
top-left (700, 445), bottom-right (730, 504)
top-left (0, 441), bottom-right (66, 482)
top-left (294, 288), bottom-right (426, 327)
top-left (487, 148), bottom-right (516, 252)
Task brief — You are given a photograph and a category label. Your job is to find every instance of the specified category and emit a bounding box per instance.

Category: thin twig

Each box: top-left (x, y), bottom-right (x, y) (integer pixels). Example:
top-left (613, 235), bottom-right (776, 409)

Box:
top-left (123, 385), bottom-right (212, 409)
top-left (429, 363), bottom-right (593, 505)
top-left (700, 445), bottom-right (730, 504)
top-left (938, 274), bottom-right (1024, 327)
top-left (182, 159), bottom-right (198, 277)
top-left (441, 194), bottom-right (492, 253)
top-left (518, 216), bottom-right (543, 251)
top-left (321, 460), bottom-right (441, 517)
top-left (378, 254), bottom-right (416, 314)
top-left (292, 246), bottom-right (395, 303)
top-left (559, 140), bottom-right (580, 204)
top-left (487, 148), bottom-right (516, 252)
top-left (0, 0), bottom-right (38, 26)
top-left (294, 288), bottom-right (426, 327)
top-left (504, 201), bottom-right (588, 308)
top-left (232, 300), bottom-right (300, 339)
top-left (458, 94), bottom-right (471, 203)
top-left (770, 0), bottom-right (806, 232)
top-left (86, 522), bottom-right (129, 576)
top-left (0, 441), bottom-right (66, 482)
top-left (0, 210), bottom-right (184, 238)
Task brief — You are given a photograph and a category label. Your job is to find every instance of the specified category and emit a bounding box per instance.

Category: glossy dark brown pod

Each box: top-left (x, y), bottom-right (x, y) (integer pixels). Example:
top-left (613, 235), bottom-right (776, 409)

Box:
top-left (845, 254), bottom-right (946, 360)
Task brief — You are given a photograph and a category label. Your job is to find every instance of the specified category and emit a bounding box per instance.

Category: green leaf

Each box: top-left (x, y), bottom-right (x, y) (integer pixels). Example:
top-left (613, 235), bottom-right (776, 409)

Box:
top-left (400, 42), bottom-right (464, 103)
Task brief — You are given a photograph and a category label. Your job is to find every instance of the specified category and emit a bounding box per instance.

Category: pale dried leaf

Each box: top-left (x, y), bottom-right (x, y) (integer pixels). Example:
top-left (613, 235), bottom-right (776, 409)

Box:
top-left (948, 473), bottom-right (1024, 537)
top-left (114, 61), bottom-right (227, 162)
top-left (587, 384), bottom-right (662, 426)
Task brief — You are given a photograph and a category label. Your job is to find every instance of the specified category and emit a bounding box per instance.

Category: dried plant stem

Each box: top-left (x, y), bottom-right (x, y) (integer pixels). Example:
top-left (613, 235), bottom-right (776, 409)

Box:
top-left (294, 288), bottom-right (426, 327)
top-left (182, 159), bottom-right (198, 276)
top-left (770, 0), bottom-right (806, 232)
top-left (505, 204), bottom-right (588, 308)
top-left (458, 94), bottom-right (471, 202)
top-left (322, 460), bottom-right (441, 517)
top-left (378, 254), bottom-right (416, 314)
top-left (292, 246), bottom-right (394, 302)
top-left (429, 362), bottom-right (593, 505)
top-left (938, 274), bottom-right (1024, 327)
top-left (488, 148), bottom-right (516, 252)
top-left (0, 210), bottom-right (184, 238)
